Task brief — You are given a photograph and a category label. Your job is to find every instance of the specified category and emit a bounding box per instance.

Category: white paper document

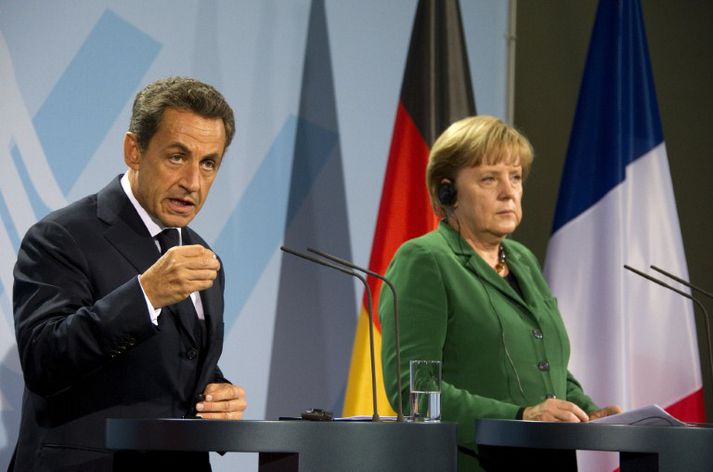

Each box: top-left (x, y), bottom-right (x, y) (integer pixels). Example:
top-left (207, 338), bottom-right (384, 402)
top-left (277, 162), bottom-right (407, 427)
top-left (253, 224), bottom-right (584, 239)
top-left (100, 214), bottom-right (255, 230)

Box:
top-left (590, 404), bottom-right (686, 426)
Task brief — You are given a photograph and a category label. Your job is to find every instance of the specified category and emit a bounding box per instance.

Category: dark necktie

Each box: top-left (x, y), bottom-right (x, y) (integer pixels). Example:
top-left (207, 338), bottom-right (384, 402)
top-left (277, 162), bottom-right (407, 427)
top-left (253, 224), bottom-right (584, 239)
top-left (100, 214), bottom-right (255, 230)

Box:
top-left (155, 228), bottom-right (205, 346)
top-left (155, 230), bottom-right (207, 389)
top-left (156, 228), bottom-right (180, 254)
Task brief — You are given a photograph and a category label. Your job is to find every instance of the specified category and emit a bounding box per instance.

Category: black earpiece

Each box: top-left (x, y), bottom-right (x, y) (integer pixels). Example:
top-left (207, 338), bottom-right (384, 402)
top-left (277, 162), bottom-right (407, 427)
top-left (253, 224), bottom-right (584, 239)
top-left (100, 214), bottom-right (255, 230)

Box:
top-left (437, 180), bottom-right (457, 207)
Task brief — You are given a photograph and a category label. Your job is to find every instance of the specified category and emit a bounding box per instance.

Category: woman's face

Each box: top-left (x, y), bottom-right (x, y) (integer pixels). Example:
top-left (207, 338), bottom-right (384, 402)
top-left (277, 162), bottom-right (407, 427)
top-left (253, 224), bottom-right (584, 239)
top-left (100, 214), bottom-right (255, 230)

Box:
top-left (451, 161), bottom-right (523, 243)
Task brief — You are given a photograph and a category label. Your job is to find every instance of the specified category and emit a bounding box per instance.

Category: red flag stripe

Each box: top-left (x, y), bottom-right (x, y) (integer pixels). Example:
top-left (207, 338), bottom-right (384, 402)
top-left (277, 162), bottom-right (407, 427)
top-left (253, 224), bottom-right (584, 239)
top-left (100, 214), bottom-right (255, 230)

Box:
top-left (664, 388), bottom-right (705, 423)
top-left (364, 102), bottom-right (436, 332)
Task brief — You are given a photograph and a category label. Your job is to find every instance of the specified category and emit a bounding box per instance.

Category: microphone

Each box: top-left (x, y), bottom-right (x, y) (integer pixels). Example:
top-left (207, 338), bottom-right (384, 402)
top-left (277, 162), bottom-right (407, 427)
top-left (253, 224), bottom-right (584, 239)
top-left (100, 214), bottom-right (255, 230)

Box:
top-left (623, 264), bottom-right (713, 381)
top-left (307, 247), bottom-right (405, 422)
top-left (650, 265), bottom-right (713, 300)
top-left (279, 246), bottom-right (380, 422)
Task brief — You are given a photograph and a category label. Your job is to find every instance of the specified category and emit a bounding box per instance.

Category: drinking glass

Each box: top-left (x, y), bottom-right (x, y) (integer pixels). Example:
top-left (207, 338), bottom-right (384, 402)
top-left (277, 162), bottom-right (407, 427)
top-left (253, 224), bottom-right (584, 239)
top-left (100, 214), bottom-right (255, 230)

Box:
top-left (409, 360), bottom-right (441, 422)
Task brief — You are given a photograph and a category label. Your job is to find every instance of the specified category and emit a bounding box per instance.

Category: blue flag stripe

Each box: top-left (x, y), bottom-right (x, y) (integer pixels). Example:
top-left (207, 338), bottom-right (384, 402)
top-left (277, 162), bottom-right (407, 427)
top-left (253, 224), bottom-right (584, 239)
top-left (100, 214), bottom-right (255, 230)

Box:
top-left (552, 0), bottom-right (663, 233)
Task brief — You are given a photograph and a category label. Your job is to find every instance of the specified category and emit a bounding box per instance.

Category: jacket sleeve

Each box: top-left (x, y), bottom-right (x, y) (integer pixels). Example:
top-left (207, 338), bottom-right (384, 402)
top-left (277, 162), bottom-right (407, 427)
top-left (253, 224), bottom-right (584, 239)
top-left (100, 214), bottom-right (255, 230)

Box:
top-left (566, 370), bottom-right (599, 413)
top-left (13, 220), bottom-right (157, 396)
top-left (380, 242), bottom-right (520, 442)
top-left (211, 366), bottom-right (230, 384)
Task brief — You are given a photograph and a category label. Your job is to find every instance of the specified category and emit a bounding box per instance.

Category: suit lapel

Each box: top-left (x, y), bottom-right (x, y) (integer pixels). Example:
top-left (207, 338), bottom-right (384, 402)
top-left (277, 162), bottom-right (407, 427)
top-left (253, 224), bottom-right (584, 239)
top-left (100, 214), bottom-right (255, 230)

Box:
top-left (199, 288), bottom-right (218, 345)
top-left (170, 300), bottom-right (200, 347)
top-left (97, 177), bottom-right (160, 274)
top-left (437, 222), bottom-right (541, 320)
top-left (498, 245), bottom-right (545, 320)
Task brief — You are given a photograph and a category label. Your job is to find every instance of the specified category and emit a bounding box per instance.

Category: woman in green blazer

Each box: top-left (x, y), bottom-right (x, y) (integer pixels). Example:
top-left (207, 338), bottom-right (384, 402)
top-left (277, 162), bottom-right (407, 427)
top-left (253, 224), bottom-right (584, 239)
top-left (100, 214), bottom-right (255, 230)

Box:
top-left (380, 115), bottom-right (620, 471)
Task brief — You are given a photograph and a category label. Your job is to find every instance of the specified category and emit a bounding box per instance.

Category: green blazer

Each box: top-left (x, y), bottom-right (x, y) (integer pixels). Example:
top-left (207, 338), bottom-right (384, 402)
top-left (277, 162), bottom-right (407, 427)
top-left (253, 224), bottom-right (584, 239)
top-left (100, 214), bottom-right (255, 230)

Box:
top-left (380, 221), bottom-right (597, 472)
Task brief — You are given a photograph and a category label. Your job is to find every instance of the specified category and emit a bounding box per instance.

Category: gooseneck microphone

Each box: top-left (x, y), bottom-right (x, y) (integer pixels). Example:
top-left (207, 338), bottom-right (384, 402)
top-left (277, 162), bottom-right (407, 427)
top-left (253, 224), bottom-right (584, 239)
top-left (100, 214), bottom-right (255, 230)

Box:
top-left (280, 246), bottom-right (380, 422)
top-left (623, 264), bottom-right (713, 380)
top-left (651, 265), bottom-right (713, 300)
top-left (307, 247), bottom-right (405, 422)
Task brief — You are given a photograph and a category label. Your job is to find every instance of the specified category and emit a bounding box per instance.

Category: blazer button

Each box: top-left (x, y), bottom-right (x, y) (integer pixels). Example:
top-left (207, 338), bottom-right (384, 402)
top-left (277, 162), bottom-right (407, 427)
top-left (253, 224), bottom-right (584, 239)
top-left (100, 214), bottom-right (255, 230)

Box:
top-left (532, 328), bottom-right (543, 339)
top-left (186, 348), bottom-right (199, 360)
top-left (545, 393), bottom-right (557, 399)
top-left (537, 361), bottom-right (550, 371)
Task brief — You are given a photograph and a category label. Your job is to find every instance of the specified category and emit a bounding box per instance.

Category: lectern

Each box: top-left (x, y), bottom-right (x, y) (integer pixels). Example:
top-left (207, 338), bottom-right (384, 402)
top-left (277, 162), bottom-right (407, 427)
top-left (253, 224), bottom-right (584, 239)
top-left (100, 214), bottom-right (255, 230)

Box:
top-left (106, 419), bottom-right (456, 472)
top-left (475, 419), bottom-right (713, 471)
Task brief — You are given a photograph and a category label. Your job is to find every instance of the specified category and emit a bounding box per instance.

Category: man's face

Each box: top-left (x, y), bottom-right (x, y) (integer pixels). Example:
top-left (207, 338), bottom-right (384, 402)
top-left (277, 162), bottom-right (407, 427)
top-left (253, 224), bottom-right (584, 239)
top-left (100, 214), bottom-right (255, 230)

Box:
top-left (124, 108), bottom-right (226, 227)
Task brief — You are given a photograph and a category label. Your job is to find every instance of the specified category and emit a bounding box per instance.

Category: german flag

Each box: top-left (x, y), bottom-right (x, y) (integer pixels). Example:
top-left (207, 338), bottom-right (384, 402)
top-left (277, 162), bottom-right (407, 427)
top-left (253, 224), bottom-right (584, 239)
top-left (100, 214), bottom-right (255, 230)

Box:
top-left (342, 0), bottom-right (476, 417)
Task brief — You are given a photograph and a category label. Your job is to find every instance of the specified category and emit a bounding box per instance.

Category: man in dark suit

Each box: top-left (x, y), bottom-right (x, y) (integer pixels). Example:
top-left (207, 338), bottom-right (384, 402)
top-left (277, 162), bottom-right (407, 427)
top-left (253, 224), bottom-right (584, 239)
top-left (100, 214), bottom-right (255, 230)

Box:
top-left (10, 77), bottom-right (247, 471)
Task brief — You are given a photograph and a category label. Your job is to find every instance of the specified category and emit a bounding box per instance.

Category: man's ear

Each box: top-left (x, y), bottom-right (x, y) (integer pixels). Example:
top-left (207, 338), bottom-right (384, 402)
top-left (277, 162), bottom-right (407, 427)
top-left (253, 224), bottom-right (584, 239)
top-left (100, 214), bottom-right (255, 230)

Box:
top-left (123, 132), bottom-right (141, 170)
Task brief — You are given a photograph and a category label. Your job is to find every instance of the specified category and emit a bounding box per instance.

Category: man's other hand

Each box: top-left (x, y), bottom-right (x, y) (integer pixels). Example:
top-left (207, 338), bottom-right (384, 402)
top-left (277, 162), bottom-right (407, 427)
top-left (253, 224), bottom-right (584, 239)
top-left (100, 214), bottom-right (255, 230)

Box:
top-left (195, 383), bottom-right (247, 420)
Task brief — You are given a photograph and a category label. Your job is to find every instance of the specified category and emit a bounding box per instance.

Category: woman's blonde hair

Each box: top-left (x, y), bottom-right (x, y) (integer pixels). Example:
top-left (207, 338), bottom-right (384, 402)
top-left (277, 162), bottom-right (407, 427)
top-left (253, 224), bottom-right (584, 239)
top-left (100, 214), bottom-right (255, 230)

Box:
top-left (426, 115), bottom-right (534, 216)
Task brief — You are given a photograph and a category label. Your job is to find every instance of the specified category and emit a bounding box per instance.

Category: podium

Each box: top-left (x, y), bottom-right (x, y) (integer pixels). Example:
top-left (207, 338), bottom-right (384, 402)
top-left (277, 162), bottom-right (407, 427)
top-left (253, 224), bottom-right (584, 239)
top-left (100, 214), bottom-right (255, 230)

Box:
top-left (106, 419), bottom-right (456, 471)
top-left (475, 419), bottom-right (713, 471)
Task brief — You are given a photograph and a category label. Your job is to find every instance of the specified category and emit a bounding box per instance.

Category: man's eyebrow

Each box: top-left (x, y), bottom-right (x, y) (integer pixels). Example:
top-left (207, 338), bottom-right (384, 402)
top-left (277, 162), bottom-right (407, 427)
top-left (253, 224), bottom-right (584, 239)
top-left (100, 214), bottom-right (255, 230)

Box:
top-left (164, 143), bottom-right (221, 157)
top-left (164, 142), bottom-right (191, 153)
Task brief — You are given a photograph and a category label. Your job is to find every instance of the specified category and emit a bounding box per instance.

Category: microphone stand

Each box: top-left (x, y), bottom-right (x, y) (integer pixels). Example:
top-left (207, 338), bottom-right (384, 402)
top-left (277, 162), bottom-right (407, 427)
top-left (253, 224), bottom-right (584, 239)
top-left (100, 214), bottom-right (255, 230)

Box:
top-left (623, 264), bottom-right (713, 384)
top-left (651, 265), bottom-right (713, 300)
top-left (280, 246), bottom-right (380, 422)
top-left (308, 247), bottom-right (405, 422)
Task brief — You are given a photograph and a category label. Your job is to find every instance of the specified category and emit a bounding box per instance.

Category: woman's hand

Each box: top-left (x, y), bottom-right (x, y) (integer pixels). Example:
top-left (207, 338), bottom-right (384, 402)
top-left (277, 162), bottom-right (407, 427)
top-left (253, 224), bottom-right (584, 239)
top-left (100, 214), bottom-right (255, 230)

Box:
top-left (522, 398), bottom-right (589, 422)
top-left (588, 405), bottom-right (623, 420)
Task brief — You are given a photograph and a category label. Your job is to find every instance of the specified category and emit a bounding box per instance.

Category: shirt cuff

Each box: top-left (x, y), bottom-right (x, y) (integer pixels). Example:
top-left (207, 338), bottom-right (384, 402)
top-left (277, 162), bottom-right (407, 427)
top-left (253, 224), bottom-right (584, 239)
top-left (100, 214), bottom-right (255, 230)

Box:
top-left (137, 275), bottom-right (161, 325)
top-left (516, 407), bottom-right (525, 420)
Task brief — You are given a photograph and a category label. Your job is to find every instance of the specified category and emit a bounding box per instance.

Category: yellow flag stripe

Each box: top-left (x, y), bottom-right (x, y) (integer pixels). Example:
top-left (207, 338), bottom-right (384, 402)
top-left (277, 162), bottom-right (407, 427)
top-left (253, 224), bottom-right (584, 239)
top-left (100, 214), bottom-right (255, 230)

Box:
top-left (342, 305), bottom-right (396, 417)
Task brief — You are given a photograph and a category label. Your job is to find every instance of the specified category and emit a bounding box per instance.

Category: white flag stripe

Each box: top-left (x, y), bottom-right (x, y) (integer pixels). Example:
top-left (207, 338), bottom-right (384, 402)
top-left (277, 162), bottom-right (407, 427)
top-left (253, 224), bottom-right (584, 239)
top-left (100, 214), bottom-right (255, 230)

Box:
top-left (546, 143), bottom-right (701, 410)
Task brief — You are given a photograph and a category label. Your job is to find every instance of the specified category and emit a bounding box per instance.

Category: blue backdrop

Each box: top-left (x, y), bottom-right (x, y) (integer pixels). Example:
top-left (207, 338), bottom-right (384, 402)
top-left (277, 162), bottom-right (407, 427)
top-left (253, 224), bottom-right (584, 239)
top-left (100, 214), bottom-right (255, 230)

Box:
top-left (0, 1), bottom-right (508, 469)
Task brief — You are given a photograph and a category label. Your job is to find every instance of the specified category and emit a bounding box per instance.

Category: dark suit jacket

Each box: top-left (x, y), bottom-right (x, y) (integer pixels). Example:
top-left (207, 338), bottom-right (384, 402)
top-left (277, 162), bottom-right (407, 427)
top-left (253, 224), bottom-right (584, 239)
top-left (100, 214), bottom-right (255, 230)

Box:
top-left (11, 176), bottom-right (227, 471)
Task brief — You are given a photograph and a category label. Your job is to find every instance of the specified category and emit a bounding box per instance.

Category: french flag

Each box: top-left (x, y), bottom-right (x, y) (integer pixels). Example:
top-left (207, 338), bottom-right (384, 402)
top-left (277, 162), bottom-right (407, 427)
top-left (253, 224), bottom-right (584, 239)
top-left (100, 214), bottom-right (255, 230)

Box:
top-left (544, 0), bottom-right (703, 468)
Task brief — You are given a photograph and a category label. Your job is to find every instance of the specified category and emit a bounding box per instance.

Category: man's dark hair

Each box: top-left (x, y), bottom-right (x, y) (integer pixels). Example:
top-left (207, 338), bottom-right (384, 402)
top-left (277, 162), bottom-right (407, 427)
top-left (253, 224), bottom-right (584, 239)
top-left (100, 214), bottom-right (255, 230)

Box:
top-left (129, 76), bottom-right (235, 151)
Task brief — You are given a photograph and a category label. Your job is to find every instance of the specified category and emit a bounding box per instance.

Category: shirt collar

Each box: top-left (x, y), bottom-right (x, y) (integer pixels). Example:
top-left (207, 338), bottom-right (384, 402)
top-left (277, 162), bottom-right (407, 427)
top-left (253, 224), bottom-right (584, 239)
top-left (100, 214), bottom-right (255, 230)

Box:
top-left (120, 172), bottom-right (182, 244)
